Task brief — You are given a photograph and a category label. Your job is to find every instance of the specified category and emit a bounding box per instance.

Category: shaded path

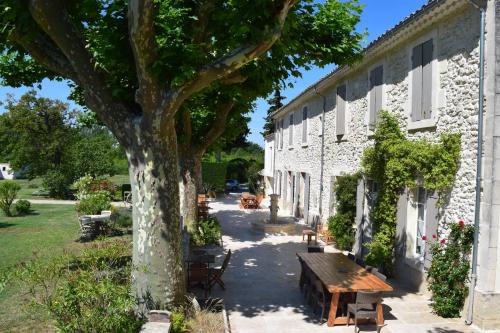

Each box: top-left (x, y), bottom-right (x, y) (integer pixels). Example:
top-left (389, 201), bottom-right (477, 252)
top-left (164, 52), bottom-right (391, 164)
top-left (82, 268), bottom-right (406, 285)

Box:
top-left (208, 196), bottom-right (481, 333)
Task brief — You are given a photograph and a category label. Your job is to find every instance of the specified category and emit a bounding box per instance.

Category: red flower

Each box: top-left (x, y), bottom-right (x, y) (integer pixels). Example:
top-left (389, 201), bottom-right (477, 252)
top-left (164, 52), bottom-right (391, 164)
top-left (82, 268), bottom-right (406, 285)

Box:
top-left (422, 235), bottom-right (427, 241)
top-left (432, 234), bottom-right (437, 239)
top-left (458, 220), bottom-right (465, 228)
top-left (440, 239), bottom-right (446, 244)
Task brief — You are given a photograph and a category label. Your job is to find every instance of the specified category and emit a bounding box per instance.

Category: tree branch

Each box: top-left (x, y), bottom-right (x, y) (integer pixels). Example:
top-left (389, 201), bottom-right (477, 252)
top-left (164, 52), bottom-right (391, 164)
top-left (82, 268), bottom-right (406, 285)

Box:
top-left (128, 0), bottom-right (161, 110)
top-left (162, 0), bottom-right (297, 120)
top-left (28, 0), bottom-right (136, 146)
top-left (180, 108), bottom-right (192, 151)
top-left (194, 102), bottom-right (234, 154)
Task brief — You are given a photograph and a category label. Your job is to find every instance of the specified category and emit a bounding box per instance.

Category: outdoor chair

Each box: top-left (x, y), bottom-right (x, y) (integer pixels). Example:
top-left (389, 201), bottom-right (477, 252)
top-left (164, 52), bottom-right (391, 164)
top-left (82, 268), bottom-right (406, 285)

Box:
top-left (374, 271), bottom-right (387, 281)
top-left (208, 250), bottom-right (232, 291)
top-left (355, 257), bottom-right (365, 267)
top-left (366, 265), bottom-right (378, 274)
top-left (307, 245), bottom-right (324, 253)
top-left (298, 257), bottom-right (308, 292)
top-left (347, 253), bottom-right (355, 261)
top-left (347, 291), bottom-right (384, 333)
top-left (303, 267), bottom-right (317, 305)
top-left (311, 278), bottom-right (332, 324)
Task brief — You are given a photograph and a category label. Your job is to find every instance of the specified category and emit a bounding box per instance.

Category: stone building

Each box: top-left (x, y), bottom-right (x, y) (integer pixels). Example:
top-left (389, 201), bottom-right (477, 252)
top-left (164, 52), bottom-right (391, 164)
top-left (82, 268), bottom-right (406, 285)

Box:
top-left (264, 0), bottom-right (500, 329)
top-left (0, 163), bottom-right (14, 180)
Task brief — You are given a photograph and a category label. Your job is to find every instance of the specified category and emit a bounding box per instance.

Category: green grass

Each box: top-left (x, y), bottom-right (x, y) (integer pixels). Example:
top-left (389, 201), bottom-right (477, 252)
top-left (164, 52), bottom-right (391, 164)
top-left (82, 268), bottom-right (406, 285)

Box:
top-left (11, 178), bottom-right (45, 199)
top-left (0, 204), bottom-right (131, 332)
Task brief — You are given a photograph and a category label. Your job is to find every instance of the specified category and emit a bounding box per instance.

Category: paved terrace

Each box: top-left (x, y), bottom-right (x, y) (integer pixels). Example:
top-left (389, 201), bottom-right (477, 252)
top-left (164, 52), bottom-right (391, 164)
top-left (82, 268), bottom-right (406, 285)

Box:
top-left (205, 195), bottom-right (481, 333)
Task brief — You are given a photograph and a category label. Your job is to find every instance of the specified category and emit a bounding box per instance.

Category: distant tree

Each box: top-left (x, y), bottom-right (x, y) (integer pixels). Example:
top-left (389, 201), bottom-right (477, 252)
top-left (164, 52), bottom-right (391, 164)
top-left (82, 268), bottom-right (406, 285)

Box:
top-left (262, 89), bottom-right (285, 137)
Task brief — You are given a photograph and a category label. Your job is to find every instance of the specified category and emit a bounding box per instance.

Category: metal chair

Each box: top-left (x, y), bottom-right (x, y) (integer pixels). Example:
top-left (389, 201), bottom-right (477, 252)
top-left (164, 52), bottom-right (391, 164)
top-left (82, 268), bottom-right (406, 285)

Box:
top-left (311, 277), bottom-right (331, 324)
top-left (355, 257), bottom-right (365, 267)
top-left (347, 291), bottom-right (384, 333)
top-left (208, 250), bottom-right (232, 291)
top-left (374, 271), bottom-right (387, 281)
top-left (347, 253), bottom-right (355, 261)
top-left (366, 265), bottom-right (378, 274)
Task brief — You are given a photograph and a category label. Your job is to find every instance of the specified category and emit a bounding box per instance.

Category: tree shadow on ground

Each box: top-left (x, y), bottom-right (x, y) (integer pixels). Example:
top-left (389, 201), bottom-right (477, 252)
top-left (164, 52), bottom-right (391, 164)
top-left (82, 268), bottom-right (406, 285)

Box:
top-left (0, 222), bottom-right (17, 228)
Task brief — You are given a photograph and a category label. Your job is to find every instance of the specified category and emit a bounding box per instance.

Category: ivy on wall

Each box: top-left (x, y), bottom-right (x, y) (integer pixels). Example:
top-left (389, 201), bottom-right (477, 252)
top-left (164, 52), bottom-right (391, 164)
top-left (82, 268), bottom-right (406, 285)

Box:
top-left (361, 111), bottom-right (461, 274)
top-left (327, 173), bottom-right (360, 250)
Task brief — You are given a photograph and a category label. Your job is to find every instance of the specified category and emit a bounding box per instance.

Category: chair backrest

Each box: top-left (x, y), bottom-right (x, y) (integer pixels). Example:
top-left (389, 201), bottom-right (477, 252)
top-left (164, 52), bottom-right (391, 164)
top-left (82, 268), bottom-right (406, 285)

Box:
top-left (219, 250), bottom-right (232, 274)
top-left (255, 194), bottom-right (263, 204)
top-left (355, 257), bottom-right (365, 267)
top-left (356, 291), bottom-right (382, 306)
top-left (347, 253), bottom-right (355, 261)
top-left (308, 246), bottom-right (324, 253)
top-left (366, 266), bottom-right (378, 274)
top-left (374, 271), bottom-right (387, 281)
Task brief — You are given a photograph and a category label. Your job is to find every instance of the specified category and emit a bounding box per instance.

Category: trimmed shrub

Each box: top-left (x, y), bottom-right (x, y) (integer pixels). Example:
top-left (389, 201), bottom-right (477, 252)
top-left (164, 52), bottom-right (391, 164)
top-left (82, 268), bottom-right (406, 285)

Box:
top-left (42, 170), bottom-right (74, 199)
top-left (202, 162), bottom-right (227, 193)
top-left (0, 180), bottom-right (21, 216)
top-left (76, 191), bottom-right (112, 215)
top-left (14, 199), bottom-right (31, 215)
top-left (191, 216), bottom-right (222, 247)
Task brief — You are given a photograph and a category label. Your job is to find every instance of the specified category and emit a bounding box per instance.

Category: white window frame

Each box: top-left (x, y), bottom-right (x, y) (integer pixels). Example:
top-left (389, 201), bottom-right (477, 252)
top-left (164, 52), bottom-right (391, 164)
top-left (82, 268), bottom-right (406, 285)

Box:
top-left (367, 60), bottom-right (387, 135)
top-left (407, 30), bottom-right (440, 131)
top-left (301, 105), bottom-right (309, 147)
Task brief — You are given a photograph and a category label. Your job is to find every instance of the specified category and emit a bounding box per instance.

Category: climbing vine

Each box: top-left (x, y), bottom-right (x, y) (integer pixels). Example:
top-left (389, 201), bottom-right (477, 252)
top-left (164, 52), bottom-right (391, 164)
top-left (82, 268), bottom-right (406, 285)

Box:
top-left (327, 173), bottom-right (360, 250)
top-left (361, 111), bottom-right (461, 274)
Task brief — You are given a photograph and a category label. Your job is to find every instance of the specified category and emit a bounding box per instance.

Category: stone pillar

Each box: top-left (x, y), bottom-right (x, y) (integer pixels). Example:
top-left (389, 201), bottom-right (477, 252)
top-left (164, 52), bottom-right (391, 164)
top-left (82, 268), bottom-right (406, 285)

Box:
top-left (269, 194), bottom-right (280, 224)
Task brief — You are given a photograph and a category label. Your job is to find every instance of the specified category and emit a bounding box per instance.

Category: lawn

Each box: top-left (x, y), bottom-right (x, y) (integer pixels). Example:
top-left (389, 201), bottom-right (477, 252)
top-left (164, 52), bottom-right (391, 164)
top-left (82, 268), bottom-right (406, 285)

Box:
top-left (0, 204), bottom-right (131, 332)
top-left (11, 178), bottom-right (45, 199)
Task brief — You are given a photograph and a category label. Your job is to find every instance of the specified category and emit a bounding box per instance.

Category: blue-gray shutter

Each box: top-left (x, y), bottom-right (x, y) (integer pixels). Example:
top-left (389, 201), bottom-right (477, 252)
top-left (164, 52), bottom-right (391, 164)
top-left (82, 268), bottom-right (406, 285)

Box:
top-left (282, 171), bottom-right (288, 206)
top-left (288, 114), bottom-right (294, 146)
top-left (369, 66), bottom-right (383, 128)
top-left (302, 107), bottom-right (308, 144)
top-left (303, 173), bottom-right (310, 222)
top-left (412, 44), bottom-right (423, 121)
top-left (353, 178), bottom-right (365, 257)
top-left (336, 85), bottom-right (346, 136)
top-left (422, 39), bottom-right (434, 120)
top-left (293, 172), bottom-right (300, 216)
top-left (395, 189), bottom-right (408, 258)
top-left (424, 191), bottom-right (439, 269)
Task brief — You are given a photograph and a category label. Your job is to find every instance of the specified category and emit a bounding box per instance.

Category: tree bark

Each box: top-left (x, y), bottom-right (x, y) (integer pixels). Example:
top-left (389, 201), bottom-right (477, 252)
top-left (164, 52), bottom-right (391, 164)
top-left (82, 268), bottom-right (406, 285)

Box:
top-left (128, 120), bottom-right (185, 310)
top-left (179, 151), bottom-right (203, 233)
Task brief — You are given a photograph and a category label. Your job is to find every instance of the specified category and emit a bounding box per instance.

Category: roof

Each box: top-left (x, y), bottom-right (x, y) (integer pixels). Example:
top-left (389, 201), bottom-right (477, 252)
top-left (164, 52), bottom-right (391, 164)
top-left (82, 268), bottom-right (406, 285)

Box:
top-left (271, 0), bottom-right (464, 119)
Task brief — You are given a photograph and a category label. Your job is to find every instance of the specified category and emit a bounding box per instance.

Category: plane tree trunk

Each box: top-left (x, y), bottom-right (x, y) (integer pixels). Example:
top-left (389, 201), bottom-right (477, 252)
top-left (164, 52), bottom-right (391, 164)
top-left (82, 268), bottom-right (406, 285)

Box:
top-left (179, 150), bottom-right (203, 233)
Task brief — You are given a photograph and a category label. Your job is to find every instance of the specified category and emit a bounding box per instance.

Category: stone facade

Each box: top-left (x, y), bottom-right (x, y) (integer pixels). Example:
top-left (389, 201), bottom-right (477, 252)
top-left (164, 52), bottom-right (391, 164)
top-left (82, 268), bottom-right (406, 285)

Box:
top-left (0, 163), bottom-right (14, 180)
top-left (266, 0), bottom-right (500, 330)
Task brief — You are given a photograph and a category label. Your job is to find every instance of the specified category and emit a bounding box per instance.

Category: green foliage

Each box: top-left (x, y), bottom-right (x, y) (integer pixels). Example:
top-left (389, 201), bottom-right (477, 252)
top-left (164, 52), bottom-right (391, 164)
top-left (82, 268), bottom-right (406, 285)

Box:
top-left (361, 111), bottom-right (461, 273)
top-left (201, 162), bottom-right (227, 193)
top-left (327, 173), bottom-right (359, 250)
top-left (170, 308), bottom-right (189, 333)
top-left (42, 169), bottom-right (74, 199)
top-left (76, 191), bottom-right (112, 216)
top-left (191, 216), bottom-right (222, 247)
top-left (13, 199), bottom-right (31, 216)
top-left (14, 241), bottom-right (144, 333)
top-left (248, 160), bottom-right (265, 194)
top-left (0, 180), bottom-right (21, 216)
top-left (427, 221), bottom-right (475, 317)
top-left (262, 89), bottom-right (285, 137)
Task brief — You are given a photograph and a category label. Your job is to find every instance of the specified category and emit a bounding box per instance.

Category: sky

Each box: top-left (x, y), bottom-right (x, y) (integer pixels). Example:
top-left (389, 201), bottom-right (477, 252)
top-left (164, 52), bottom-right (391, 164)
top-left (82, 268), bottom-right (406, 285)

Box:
top-left (0, 0), bottom-right (428, 146)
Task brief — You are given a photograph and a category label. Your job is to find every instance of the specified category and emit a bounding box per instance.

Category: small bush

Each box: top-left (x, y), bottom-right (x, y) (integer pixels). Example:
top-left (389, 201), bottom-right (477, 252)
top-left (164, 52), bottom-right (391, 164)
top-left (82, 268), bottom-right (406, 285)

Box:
top-left (76, 191), bottom-right (112, 215)
top-left (42, 170), bottom-right (73, 199)
top-left (328, 213), bottom-right (354, 250)
top-left (27, 183), bottom-right (39, 189)
top-left (191, 216), bottom-right (222, 247)
top-left (15, 240), bottom-right (143, 333)
top-left (14, 199), bottom-right (31, 215)
top-left (0, 180), bottom-right (21, 216)
top-left (115, 211), bottom-right (133, 228)
top-left (170, 308), bottom-right (189, 333)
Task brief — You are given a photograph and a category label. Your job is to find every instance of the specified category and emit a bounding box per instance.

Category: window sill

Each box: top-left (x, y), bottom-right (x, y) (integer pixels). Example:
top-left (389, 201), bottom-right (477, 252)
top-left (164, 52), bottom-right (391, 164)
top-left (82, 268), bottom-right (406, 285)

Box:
top-left (288, 146), bottom-right (294, 151)
top-left (407, 118), bottom-right (437, 131)
top-left (301, 143), bottom-right (309, 148)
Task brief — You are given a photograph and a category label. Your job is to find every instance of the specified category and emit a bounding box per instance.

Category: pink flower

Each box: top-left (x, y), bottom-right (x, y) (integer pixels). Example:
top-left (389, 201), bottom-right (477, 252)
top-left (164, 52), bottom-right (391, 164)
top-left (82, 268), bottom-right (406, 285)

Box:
top-left (440, 239), bottom-right (446, 244)
top-left (432, 234), bottom-right (437, 239)
top-left (458, 220), bottom-right (465, 228)
top-left (422, 235), bottom-right (427, 241)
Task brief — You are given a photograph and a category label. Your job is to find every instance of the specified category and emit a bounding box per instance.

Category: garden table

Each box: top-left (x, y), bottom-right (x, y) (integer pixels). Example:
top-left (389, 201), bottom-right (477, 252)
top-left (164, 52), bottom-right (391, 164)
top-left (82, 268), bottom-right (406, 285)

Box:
top-left (186, 254), bottom-right (216, 297)
top-left (296, 253), bottom-right (393, 327)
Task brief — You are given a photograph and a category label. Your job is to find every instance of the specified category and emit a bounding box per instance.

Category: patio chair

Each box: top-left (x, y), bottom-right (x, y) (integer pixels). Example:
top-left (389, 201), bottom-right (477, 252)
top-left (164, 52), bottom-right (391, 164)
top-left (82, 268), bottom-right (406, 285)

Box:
top-left (374, 271), bottom-right (387, 281)
top-left (208, 250), bottom-right (232, 291)
top-left (366, 265), bottom-right (378, 274)
top-left (355, 257), bottom-right (365, 267)
top-left (298, 257), bottom-right (308, 292)
top-left (347, 291), bottom-right (384, 333)
top-left (347, 253), bottom-right (355, 261)
top-left (311, 278), bottom-right (332, 324)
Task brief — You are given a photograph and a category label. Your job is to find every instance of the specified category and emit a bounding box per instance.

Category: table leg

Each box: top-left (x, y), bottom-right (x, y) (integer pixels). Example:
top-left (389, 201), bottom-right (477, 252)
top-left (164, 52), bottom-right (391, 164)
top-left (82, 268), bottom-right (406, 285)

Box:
top-left (377, 301), bottom-right (384, 326)
top-left (327, 292), bottom-right (340, 327)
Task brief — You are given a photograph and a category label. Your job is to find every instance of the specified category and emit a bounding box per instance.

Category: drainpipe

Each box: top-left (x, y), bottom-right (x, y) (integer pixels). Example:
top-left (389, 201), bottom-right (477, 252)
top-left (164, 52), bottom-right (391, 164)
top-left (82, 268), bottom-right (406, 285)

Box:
top-left (465, 0), bottom-right (485, 326)
top-left (314, 86), bottom-right (327, 218)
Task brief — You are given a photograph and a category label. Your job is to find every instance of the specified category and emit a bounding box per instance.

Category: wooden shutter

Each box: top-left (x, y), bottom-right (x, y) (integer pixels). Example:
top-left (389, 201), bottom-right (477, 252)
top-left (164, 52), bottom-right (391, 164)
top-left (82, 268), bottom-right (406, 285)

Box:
top-left (291, 173), bottom-right (299, 215)
top-left (412, 44), bottom-right (423, 121)
top-left (303, 173), bottom-right (310, 222)
top-left (395, 189), bottom-right (408, 258)
top-left (422, 39), bottom-right (433, 120)
top-left (353, 178), bottom-right (365, 257)
top-left (424, 191), bottom-right (439, 269)
top-left (282, 171), bottom-right (287, 205)
top-left (288, 114), bottom-right (294, 146)
top-left (336, 85), bottom-right (346, 136)
top-left (280, 119), bottom-right (284, 148)
top-left (369, 66), bottom-right (383, 128)
top-left (302, 107), bottom-right (308, 144)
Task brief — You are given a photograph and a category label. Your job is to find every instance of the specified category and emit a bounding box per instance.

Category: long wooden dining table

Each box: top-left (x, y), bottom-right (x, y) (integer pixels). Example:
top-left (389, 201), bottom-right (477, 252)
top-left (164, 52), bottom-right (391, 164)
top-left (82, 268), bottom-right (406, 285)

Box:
top-left (297, 252), bottom-right (393, 327)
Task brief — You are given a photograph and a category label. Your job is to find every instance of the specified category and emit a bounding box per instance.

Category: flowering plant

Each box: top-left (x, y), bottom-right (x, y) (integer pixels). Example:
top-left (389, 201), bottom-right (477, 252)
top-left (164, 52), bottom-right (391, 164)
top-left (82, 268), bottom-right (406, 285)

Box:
top-left (426, 220), bottom-right (474, 318)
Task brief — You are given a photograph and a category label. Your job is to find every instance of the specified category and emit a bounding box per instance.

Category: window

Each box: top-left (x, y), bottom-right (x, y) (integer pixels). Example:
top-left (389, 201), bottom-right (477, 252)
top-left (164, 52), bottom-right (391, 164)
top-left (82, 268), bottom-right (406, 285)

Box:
top-left (302, 106), bottom-right (308, 144)
top-left (415, 187), bottom-right (427, 256)
top-left (336, 84), bottom-right (346, 136)
top-left (411, 39), bottom-right (433, 121)
top-left (277, 171), bottom-right (282, 195)
top-left (288, 114), bottom-right (294, 146)
top-left (1, 167), bottom-right (5, 171)
top-left (369, 66), bottom-right (383, 130)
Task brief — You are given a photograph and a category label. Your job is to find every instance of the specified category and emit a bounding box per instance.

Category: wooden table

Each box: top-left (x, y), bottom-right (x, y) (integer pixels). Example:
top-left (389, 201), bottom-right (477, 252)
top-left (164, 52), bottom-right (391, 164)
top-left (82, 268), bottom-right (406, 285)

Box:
top-left (297, 253), bottom-right (393, 327)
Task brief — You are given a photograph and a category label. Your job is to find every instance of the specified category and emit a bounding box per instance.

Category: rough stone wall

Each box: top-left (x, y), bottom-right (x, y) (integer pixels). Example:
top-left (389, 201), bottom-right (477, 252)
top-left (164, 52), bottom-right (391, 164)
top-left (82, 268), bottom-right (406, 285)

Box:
top-left (274, 8), bottom-right (481, 233)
